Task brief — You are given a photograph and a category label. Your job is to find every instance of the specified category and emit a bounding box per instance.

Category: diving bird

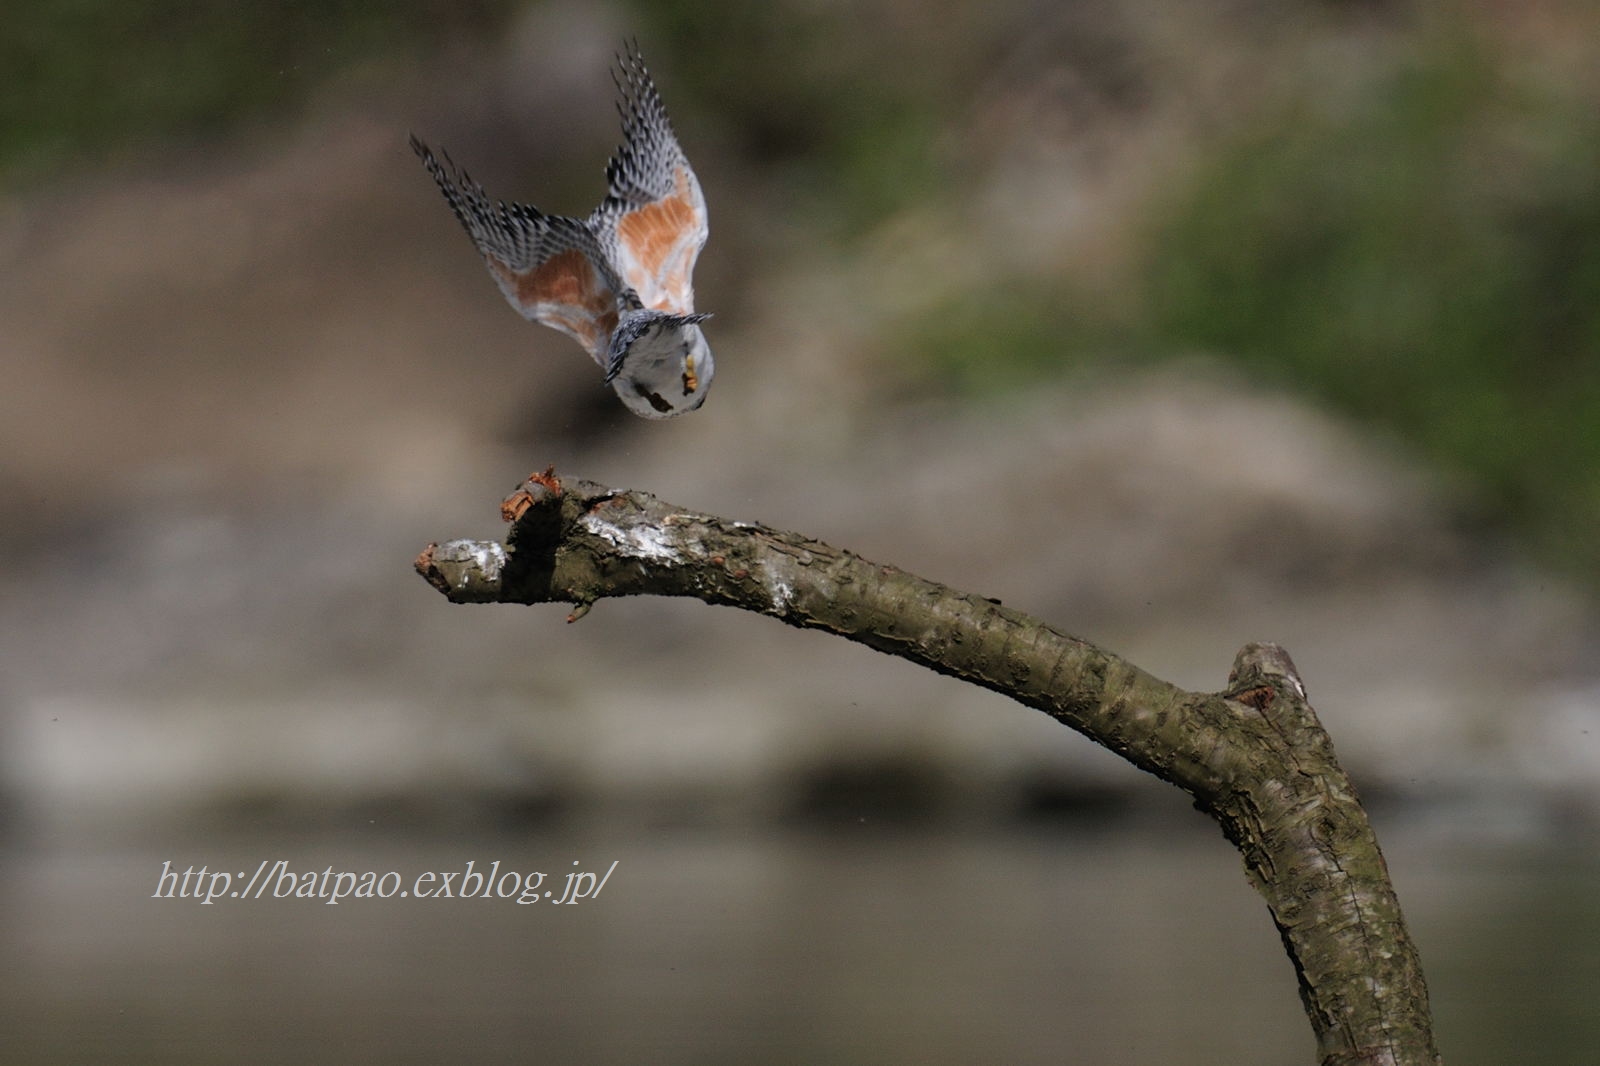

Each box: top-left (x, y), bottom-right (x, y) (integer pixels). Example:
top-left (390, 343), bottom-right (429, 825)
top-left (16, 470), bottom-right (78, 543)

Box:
top-left (412, 46), bottom-right (713, 418)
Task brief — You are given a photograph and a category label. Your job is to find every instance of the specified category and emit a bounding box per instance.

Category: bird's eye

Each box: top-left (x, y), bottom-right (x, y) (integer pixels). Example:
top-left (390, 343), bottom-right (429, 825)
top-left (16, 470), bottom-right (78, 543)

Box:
top-left (682, 353), bottom-right (698, 395)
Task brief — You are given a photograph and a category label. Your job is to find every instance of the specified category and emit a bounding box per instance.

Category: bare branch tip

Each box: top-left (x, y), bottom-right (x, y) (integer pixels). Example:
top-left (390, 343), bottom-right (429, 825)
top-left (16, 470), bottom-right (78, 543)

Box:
top-left (1227, 641), bottom-right (1308, 703)
top-left (413, 542), bottom-right (454, 595)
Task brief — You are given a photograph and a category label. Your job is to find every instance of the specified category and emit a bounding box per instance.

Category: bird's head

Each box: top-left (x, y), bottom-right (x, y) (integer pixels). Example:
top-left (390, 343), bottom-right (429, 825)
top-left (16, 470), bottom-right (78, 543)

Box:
top-left (606, 309), bottom-right (715, 419)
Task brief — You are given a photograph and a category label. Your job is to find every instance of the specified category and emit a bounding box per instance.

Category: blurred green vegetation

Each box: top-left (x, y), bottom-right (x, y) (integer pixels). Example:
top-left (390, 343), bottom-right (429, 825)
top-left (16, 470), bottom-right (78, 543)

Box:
top-left (1, 0), bottom-right (517, 177)
top-left (4, 0), bottom-right (985, 233)
top-left (1145, 40), bottom-right (1600, 574)
top-left (910, 33), bottom-right (1600, 584)
top-left (636, 2), bottom-right (1002, 238)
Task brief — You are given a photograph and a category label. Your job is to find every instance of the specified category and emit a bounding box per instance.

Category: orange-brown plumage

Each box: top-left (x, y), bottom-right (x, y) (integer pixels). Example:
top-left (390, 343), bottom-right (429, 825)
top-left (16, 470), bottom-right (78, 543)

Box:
top-left (615, 168), bottom-right (701, 313)
top-left (412, 44), bottom-right (715, 419)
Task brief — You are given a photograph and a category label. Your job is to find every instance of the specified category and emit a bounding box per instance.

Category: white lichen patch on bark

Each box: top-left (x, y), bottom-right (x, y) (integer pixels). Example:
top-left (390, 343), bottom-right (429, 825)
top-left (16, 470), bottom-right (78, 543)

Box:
top-left (765, 576), bottom-right (795, 614)
top-left (578, 513), bottom-right (683, 562)
top-left (437, 539), bottom-right (507, 588)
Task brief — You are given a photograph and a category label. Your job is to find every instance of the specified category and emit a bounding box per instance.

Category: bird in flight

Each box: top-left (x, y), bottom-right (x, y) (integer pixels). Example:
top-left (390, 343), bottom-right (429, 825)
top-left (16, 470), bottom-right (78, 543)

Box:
top-left (412, 45), bottom-right (713, 419)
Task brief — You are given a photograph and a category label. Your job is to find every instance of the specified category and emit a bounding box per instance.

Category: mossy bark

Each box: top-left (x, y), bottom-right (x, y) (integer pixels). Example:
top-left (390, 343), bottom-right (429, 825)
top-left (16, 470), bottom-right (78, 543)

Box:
top-left (418, 470), bottom-right (1442, 1066)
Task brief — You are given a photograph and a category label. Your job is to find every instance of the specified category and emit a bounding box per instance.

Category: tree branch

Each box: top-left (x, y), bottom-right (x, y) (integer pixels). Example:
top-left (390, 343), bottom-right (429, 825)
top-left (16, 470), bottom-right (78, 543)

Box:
top-left (417, 468), bottom-right (1442, 1066)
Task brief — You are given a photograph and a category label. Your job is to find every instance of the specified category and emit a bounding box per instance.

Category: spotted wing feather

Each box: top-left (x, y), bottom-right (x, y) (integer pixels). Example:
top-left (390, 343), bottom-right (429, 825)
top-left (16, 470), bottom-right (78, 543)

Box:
top-left (411, 135), bottom-right (622, 365)
top-left (591, 47), bottom-right (708, 316)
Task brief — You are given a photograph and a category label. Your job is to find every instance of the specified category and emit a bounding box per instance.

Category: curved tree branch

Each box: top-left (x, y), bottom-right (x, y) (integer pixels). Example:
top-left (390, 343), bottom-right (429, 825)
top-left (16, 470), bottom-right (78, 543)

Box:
top-left (417, 468), bottom-right (1442, 1066)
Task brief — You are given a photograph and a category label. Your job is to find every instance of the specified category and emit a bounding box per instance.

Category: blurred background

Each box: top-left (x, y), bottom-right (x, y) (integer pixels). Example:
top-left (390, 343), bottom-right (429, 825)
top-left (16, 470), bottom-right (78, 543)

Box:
top-left (3, 0), bottom-right (1599, 1061)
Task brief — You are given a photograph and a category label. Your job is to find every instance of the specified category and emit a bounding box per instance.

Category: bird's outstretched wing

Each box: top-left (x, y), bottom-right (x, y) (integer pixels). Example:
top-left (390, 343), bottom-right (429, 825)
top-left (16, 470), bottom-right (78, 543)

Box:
top-left (591, 47), bottom-right (708, 316)
top-left (411, 135), bottom-right (622, 366)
